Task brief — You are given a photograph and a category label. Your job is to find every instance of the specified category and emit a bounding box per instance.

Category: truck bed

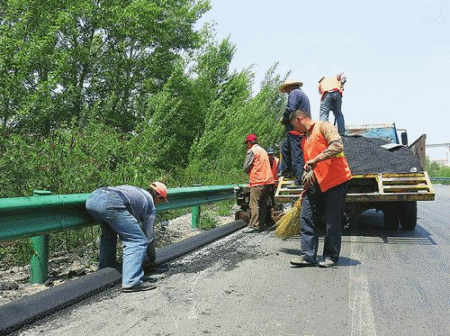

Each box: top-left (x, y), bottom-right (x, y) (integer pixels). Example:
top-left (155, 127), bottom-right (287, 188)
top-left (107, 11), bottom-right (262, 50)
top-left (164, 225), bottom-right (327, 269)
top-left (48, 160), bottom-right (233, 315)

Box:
top-left (275, 172), bottom-right (435, 203)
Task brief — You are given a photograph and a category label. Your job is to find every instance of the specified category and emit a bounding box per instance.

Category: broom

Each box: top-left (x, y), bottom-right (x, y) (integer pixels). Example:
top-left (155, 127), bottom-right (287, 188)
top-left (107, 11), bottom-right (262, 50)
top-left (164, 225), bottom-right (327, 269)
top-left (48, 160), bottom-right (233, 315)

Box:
top-left (274, 188), bottom-right (308, 239)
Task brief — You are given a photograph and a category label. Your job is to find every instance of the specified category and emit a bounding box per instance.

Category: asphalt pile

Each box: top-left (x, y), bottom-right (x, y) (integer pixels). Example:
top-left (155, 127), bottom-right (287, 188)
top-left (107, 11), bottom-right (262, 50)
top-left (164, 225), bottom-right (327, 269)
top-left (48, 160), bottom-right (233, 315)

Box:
top-left (342, 135), bottom-right (423, 175)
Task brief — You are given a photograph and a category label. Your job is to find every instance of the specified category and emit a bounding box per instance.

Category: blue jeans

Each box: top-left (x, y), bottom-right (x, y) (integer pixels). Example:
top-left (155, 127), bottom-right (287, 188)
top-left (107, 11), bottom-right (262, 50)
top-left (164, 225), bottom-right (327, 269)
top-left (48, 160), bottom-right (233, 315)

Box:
top-left (299, 181), bottom-right (349, 262)
top-left (319, 91), bottom-right (345, 135)
top-left (279, 125), bottom-right (304, 183)
top-left (86, 189), bottom-right (148, 288)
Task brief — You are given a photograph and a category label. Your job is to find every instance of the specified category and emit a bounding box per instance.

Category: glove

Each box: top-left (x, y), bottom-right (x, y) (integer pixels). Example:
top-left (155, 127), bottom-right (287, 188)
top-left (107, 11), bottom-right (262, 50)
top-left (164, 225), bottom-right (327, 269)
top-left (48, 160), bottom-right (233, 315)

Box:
top-left (302, 170), bottom-right (315, 189)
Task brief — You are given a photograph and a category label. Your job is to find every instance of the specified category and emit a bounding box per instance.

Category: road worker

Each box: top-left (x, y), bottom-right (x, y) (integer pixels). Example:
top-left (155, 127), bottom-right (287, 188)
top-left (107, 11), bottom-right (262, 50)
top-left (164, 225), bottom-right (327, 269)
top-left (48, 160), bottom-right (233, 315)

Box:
top-left (318, 73), bottom-right (347, 135)
top-left (289, 109), bottom-right (351, 268)
top-left (267, 147), bottom-right (279, 185)
top-left (278, 79), bottom-right (311, 188)
top-left (86, 182), bottom-right (168, 292)
top-left (243, 134), bottom-right (275, 233)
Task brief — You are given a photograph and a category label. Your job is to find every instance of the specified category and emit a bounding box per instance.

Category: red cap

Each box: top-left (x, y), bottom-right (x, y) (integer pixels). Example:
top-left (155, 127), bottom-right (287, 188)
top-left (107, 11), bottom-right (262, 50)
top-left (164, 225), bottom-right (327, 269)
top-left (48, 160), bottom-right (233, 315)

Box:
top-left (243, 133), bottom-right (258, 144)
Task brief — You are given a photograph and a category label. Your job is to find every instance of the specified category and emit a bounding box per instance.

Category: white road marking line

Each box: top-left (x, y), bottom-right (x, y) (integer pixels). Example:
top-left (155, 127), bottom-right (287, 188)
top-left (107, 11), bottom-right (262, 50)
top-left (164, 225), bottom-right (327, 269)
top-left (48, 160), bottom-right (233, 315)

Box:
top-left (348, 236), bottom-right (377, 336)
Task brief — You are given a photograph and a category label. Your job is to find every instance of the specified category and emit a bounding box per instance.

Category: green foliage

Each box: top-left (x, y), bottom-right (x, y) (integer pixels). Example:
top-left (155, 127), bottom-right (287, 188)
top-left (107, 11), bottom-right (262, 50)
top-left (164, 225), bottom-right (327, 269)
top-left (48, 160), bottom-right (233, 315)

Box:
top-left (425, 156), bottom-right (449, 176)
top-left (0, 0), bottom-right (210, 135)
top-left (0, 240), bottom-right (33, 266)
top-left (0, 2), bottom-right (295, 267)
top-left (217, 199), bottom-right (234, 216)
top-left (185, 63), bottom-right (286, 184)
top-left (425, 156), bottom-right (450, 184)
top-left (197, 211), bottom-right (217, 230)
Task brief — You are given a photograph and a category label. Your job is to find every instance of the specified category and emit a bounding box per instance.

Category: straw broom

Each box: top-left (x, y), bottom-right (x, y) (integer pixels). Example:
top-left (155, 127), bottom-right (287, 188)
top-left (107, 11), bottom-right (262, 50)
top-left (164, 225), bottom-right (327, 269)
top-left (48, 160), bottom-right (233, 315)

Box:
top-left (274, 188), bottom-right (308, 239)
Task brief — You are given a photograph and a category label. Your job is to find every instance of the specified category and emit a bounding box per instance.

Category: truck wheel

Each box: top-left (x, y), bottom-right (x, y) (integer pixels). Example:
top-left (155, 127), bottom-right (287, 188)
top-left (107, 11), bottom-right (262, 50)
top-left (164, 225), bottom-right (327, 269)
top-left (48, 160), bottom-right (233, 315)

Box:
top-left (383, 204), bottom-right (399, 230)
top-left (399, 201), bottom-right (417, 230)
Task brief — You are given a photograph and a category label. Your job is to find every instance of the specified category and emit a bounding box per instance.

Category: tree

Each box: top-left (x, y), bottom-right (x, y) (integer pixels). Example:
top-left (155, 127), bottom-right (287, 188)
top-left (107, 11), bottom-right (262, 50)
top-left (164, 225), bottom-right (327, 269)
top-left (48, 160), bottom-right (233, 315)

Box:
top-left (186, 64), bottom-right (286, 184)
top-left (141, 36), bottom-right (238, 173)
top-left (0, 0), bottom-right (211, 135)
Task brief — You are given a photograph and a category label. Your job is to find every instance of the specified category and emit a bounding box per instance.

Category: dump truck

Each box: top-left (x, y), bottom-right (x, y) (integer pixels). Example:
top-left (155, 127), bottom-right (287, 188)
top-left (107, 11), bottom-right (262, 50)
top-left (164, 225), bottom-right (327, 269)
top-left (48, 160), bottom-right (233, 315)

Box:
top-left (235, 123), bottom-right (435, 231)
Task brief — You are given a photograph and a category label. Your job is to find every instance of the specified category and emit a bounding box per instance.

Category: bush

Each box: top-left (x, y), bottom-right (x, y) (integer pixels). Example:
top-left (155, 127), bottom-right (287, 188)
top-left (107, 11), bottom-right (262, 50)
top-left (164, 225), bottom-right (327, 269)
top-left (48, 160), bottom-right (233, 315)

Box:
top-left (217, 199), bottom-right (234, 216)
top-left (197, 211), bottom-right (217, 230)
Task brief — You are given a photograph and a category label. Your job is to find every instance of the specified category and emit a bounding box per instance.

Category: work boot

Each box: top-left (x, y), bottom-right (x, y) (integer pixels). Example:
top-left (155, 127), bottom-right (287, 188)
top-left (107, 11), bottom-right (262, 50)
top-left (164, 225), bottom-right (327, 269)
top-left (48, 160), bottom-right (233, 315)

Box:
top-left (290, 256), bottom-right (317, 267)
top-left (122, 281), bottom-right (157, 293)
top-left (318, 258), bottom-right (338, 268)
top-left (242, 226), bottom-right (261, 233)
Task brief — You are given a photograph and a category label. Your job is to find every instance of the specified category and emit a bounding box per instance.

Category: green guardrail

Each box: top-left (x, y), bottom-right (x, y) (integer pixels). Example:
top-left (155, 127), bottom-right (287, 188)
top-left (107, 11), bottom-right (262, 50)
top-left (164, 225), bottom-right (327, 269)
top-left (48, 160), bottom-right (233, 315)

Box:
top-left (0, 185), bottom-right (239, 284)
top-left (430, 177), bottom-right (450, 182)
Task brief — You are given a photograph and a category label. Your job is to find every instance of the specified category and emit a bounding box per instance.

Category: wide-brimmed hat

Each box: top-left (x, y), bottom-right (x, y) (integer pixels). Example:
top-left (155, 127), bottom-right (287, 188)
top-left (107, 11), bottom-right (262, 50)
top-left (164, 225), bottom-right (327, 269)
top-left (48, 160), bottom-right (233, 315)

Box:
top-left (279, 79), bottom-right (303, 93)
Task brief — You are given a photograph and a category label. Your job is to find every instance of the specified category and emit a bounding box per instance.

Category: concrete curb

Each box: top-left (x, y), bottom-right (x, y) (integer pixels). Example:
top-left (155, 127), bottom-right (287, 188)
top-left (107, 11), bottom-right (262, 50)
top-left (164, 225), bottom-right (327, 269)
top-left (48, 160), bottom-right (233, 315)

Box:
top-left (0, 220), bottom-right (246, 335)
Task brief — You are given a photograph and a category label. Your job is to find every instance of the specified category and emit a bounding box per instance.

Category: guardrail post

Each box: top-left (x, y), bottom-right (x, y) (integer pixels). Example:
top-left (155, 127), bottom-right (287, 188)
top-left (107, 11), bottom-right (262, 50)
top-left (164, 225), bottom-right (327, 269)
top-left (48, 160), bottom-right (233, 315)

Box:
top-left (30, 190), bottom-right (52, 284)
top-left (191, 184), bottom-right (201, 228)
top-left (192, 205), bottom-right (200, 229)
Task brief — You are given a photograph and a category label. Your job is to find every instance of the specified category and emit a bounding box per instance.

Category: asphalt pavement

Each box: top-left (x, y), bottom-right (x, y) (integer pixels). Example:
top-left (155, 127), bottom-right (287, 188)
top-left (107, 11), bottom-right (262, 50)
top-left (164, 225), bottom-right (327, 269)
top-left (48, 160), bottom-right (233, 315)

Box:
top-left (16, 184), bottom-right (450, 336)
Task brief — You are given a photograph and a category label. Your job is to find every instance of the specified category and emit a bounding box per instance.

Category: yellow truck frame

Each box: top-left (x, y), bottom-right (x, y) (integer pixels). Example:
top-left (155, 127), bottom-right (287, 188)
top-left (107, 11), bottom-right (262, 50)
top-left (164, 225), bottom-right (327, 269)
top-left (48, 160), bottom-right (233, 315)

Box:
top-left (275, 171), bottom-right (435, 230)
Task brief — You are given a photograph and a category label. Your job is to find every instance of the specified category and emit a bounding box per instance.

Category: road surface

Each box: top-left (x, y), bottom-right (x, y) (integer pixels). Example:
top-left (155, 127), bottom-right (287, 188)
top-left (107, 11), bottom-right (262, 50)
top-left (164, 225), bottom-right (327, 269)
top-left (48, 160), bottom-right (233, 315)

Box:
top-left (17, 184), bottom-right (450, 336)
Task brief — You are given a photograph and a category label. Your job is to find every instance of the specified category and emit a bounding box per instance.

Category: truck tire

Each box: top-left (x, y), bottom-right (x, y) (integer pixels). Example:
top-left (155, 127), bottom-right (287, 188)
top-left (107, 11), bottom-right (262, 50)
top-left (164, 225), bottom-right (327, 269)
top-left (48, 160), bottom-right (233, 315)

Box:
top-left (399, 201), bottom-right (417, 230)
top-left (383, 204), bottom-right (400, 230)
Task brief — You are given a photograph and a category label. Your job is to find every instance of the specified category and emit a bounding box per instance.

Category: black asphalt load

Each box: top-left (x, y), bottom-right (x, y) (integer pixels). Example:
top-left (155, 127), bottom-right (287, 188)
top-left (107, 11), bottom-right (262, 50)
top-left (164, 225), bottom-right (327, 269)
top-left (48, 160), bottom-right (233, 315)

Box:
top-left (0, 220), bottom-right (246, 335)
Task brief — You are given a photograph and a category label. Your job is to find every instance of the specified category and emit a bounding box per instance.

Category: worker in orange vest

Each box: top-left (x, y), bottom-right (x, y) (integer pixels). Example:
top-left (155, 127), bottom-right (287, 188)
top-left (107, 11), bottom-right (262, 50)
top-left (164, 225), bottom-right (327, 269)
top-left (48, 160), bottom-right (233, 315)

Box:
top-left (243, 134), bottom-right (275, 233)
top-left (318, 73), bottom-right (347, 135)
top-left (288, 109), bottom-right (352, 268)
top-left (267, 147), bottom-right (279, 185)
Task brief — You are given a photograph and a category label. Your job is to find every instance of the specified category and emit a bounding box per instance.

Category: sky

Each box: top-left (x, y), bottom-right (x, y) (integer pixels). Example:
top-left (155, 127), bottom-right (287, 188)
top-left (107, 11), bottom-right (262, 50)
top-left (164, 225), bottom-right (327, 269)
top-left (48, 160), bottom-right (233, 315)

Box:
top-left (195, 1), bottom-right (450, 160)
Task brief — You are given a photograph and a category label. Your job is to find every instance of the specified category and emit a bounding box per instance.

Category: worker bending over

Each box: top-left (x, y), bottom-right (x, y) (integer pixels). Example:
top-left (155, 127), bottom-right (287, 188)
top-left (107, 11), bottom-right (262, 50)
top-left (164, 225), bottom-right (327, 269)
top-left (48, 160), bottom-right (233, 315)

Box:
top-left (86, 182), bottom-right (168, 292)
top-left (289, 110), bottom-right (351, 268)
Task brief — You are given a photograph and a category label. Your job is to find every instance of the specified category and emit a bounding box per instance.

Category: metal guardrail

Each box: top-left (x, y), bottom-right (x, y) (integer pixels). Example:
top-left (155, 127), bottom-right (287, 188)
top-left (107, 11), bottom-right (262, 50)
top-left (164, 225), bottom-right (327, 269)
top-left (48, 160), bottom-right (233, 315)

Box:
top-left (0, 185), bottom-right (239, 283)
top-left (430, 177), bottom-right (450, 182)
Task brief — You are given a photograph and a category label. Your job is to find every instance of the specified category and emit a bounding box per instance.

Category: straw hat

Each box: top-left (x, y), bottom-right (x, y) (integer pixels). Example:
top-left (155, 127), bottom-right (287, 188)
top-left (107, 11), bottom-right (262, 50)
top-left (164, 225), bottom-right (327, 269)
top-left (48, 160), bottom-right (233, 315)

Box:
top-left (278, 79), bottom-right (303, 93)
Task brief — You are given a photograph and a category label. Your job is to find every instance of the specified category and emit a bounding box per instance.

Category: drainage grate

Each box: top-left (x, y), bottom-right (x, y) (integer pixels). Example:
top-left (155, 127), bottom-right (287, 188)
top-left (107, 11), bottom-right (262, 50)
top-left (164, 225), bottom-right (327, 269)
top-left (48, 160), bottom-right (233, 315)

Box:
top-left (384, 236), bottom-right (436, 245)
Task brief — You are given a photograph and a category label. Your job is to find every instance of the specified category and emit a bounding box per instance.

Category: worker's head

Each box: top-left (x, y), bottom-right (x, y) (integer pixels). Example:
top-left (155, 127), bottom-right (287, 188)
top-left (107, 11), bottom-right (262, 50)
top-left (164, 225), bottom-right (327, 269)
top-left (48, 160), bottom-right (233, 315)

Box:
top-left (290, 109), bottom-right (311, 134)
top-left (149, 182), bottom-right (168, 204)
top-left (243, 133), bottom-right (258, 149)
top-left (266, 147), bottom-right (275, 158)
top-left (279, 79), bottom-right (303, 94)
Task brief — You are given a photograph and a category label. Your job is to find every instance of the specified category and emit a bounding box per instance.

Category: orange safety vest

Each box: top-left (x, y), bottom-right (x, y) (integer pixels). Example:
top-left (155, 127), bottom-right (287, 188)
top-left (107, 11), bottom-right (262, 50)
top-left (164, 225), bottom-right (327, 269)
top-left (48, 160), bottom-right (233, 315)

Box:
top-left (270, 157), bottom-right (280, 183)
top-left (301, 122), bottom-right (352, 192)
top-left (319, 76), bottom-right (343, 98)
top-left (249, 145), bottom-right (275, 187)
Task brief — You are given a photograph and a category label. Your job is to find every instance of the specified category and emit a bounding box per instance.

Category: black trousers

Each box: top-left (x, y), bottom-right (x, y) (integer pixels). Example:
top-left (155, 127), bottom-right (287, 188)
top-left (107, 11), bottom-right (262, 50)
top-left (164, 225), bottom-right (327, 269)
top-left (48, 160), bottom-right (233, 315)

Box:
top-left (300, 181), bottom-right (349, 262)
